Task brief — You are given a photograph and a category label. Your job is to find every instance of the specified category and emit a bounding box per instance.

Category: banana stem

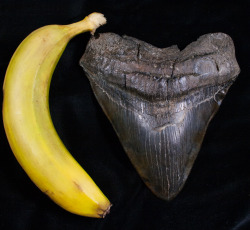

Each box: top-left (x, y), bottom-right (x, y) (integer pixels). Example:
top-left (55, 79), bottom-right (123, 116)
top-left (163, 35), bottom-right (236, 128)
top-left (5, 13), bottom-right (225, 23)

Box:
top-left (67, 12), bottom-right (107, 36)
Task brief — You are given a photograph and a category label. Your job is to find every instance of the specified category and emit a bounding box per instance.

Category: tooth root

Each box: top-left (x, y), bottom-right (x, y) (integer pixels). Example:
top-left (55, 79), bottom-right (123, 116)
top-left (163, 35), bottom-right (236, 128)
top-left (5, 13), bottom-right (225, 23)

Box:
top-left (80, 32), bottom-right (240, 200)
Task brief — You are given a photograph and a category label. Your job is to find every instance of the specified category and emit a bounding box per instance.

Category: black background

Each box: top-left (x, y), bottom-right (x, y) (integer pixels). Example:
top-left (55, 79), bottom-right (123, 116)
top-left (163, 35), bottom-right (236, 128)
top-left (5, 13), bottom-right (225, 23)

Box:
top-left (0, 0), bottom-right (249, 229)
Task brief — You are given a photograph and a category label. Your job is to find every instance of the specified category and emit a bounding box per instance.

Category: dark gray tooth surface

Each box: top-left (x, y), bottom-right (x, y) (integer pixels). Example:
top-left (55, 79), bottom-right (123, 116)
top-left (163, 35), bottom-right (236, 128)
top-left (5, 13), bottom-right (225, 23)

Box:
top-left (80, 32), bottom-right (240, 200)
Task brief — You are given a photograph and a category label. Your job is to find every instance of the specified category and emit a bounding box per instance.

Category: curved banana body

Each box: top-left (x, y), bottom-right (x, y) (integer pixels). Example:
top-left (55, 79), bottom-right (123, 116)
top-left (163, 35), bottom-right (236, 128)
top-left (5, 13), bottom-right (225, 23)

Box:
top-left (2, 13), bottom-right (111, 218)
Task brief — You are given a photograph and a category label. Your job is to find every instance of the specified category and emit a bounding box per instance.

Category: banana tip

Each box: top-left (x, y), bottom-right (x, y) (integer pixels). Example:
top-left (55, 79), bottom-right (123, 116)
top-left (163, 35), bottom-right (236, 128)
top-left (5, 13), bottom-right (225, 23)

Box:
top-left (100, 204), bottom-right (112, 218)
top-left (88, 13), bottom-right (107, 35)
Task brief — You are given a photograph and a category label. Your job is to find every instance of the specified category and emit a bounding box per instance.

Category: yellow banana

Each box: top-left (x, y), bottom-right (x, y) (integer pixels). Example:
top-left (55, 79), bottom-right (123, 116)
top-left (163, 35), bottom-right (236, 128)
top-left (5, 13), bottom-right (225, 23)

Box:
top-left (2, 13), bottom-right (111, 218)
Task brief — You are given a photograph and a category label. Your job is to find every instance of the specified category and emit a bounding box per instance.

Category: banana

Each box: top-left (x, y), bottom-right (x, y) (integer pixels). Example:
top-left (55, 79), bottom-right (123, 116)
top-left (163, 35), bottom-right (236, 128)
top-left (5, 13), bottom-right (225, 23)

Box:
top-left (2, 13), bottom-right (111, 218)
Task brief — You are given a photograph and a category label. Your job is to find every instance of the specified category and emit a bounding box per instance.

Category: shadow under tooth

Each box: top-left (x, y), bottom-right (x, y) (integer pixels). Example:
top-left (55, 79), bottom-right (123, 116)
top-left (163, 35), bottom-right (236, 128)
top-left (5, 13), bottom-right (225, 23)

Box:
top-left (80, 32), bottom-right (240, 200)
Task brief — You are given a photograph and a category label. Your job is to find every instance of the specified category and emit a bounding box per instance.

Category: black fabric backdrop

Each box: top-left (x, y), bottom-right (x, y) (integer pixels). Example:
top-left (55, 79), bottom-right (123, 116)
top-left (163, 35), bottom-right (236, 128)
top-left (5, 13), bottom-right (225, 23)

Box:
top-left (0, 0), bottom-right (249, 229)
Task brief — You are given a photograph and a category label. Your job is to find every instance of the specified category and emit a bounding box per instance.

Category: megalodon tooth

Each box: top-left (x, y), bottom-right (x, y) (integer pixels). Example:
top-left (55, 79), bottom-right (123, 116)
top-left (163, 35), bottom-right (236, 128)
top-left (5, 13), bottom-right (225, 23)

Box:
top-left (80, 32), bottom-right (240, 200)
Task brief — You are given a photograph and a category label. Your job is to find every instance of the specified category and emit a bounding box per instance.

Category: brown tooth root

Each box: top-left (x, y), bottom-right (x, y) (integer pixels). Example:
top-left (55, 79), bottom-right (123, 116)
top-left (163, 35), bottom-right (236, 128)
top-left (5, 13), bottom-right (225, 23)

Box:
top-left (80, 32), bottom-right (240, 200)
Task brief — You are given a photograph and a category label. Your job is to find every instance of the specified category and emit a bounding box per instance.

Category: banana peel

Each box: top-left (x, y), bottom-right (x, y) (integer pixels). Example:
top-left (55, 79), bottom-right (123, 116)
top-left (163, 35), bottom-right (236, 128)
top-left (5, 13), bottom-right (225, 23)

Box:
top-left (2, 13), bottom-right (111, 218)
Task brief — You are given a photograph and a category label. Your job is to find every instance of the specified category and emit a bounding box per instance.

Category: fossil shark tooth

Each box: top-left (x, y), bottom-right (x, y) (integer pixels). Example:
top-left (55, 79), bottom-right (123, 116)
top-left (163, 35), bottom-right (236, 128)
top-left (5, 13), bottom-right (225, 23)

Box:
top-left (80, 32), bottom-right (240, 200)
